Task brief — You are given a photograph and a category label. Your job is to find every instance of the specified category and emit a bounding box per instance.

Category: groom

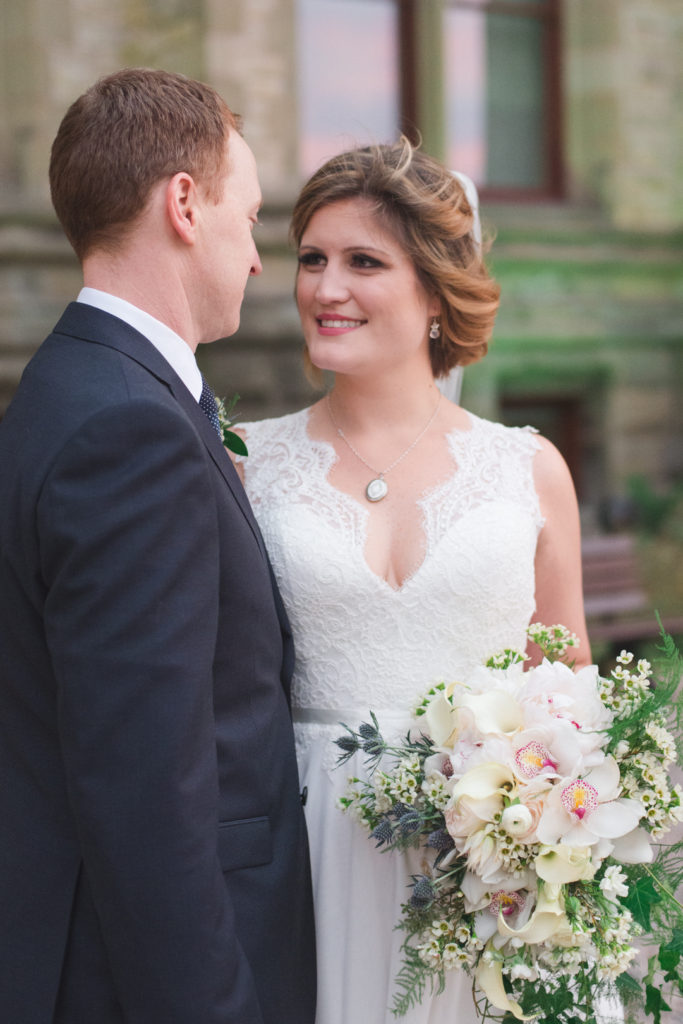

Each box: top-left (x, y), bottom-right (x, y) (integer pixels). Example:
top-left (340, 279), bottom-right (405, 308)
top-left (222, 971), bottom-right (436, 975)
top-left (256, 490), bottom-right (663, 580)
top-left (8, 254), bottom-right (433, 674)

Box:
top-left (0, 69), bottom-right (315, 1023)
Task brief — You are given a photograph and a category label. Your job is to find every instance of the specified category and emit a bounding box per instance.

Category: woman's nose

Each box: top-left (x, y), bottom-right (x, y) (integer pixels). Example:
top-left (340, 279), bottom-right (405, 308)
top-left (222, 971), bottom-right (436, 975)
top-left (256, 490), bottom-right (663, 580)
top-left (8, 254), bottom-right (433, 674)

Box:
top-left (314, 263), bottom-right (350, 304)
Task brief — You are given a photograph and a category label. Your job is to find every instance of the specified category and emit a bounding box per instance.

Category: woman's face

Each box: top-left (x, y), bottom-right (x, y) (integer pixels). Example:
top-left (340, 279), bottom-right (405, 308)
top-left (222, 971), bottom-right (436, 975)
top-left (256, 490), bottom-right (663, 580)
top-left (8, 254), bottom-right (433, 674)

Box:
top-left (296, 197), bottom-right (439, 378)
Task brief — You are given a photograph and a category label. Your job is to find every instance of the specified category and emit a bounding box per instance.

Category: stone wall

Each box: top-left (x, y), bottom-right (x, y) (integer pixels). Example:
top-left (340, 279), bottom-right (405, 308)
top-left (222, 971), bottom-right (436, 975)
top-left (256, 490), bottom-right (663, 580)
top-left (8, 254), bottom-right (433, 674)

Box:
top-left (205, 0), bottom-right (299, 198)
top-left (564, 0), bottom-right (683, 230)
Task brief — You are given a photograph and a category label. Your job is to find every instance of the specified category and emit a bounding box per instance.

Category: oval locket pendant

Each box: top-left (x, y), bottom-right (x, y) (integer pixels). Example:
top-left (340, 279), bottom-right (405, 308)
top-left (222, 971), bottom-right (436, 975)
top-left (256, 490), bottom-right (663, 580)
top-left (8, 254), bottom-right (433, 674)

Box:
top-left (366, 477), bottom-right (388, 502)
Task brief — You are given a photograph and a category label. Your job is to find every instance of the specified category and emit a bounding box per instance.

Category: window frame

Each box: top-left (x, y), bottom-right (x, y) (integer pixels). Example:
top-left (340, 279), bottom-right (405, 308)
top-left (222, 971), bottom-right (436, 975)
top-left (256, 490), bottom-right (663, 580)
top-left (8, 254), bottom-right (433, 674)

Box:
top-left (398, 0), bottom-right (563, 199)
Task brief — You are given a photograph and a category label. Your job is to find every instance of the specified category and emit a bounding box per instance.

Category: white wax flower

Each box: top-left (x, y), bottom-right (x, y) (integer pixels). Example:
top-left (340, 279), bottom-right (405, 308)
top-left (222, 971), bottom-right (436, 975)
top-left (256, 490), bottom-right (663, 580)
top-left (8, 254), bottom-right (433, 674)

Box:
top-left (509, 962), bottom-right (538, 982)
top-left (600, 865), bottom-right (629, 899)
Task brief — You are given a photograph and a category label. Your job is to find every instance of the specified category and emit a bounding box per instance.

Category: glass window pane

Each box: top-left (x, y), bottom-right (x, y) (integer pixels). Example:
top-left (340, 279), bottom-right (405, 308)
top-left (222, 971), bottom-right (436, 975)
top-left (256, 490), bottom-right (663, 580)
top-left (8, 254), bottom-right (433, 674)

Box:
top-left (446, 7), bottom-right (545, 189)
top-left (487, 13), bottom-right (544, 188)
top-left (297, 0), bottom-right (399, 178)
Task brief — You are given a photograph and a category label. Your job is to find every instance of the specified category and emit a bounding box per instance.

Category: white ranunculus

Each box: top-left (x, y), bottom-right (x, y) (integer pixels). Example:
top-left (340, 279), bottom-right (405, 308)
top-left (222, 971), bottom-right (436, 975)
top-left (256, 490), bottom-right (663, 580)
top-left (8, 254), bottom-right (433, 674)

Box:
top-left (501, 804), bottom-right (534, 837)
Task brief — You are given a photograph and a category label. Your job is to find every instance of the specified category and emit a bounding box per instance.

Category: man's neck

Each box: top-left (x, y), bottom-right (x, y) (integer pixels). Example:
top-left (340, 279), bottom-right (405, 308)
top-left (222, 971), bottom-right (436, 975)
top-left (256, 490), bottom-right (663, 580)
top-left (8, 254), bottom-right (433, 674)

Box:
top-left (82, 257), bottom-right (197, 351)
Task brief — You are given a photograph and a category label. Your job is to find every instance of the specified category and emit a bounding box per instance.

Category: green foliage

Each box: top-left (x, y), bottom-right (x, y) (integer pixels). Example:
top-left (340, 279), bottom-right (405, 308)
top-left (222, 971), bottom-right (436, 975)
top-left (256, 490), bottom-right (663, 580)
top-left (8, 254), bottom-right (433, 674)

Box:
top-left (604, 623), bottom-right (682, 757)
top-left (627, 475), bottom-right (683, 537)
top-left (644, 983), bottom-right (672, 1024)
top-left (216, 393), bottom-right (248, 456)
top-left (622, 875), bottom-right (661, 931)
top-left (391, 946), bottom-right (444, 1017)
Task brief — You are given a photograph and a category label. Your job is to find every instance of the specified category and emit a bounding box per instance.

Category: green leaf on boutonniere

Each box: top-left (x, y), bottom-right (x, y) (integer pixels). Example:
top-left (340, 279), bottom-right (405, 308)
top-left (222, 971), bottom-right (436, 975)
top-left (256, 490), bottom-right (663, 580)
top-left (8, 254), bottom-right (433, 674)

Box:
top-left (216, 393), bottom-right (248, 457)
top-left (222, 429), bottom-right (248, 457)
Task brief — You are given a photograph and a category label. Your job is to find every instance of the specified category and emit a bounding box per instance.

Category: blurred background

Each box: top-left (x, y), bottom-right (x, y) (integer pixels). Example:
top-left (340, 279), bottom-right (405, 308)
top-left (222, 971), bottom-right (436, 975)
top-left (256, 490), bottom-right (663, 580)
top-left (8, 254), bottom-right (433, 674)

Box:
top-left (1, 0), bottom-right (682, 661)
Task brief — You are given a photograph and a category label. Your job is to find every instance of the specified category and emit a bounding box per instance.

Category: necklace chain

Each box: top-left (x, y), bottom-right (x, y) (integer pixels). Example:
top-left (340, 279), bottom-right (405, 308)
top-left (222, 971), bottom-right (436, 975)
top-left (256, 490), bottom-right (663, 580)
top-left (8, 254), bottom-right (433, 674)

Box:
top-left (326, 392), bottom-right (441, 502)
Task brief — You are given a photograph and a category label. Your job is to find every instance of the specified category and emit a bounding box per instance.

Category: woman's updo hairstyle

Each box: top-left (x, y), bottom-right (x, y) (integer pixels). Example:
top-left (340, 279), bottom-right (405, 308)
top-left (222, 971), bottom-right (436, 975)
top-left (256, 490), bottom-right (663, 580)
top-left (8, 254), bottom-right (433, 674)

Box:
top-left (290, 136), bottom-right (500, 380)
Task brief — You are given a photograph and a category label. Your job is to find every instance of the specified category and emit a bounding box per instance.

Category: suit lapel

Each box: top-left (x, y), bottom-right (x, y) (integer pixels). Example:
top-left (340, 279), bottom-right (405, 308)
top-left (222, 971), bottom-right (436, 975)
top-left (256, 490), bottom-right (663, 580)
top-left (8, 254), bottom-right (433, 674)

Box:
top-left (54, 303), bottom-right (268, 560)
top-left (170, 383), bottom-right (269, 562)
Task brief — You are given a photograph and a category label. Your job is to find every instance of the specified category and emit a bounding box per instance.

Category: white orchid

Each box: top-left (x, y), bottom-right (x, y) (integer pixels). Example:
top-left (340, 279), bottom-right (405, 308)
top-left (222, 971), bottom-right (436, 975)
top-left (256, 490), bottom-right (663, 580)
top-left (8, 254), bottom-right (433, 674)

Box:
top-left (536, 756), bottom-right (644, 850)
top-left (461, 870), bottom-right (535, 943)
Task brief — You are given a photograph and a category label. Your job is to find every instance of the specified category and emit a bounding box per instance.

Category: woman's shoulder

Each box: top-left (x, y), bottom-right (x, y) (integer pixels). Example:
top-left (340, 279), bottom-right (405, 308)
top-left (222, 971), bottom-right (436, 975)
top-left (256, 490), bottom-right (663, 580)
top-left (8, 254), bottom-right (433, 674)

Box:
top-left (465, 412), bottom-right (574, 496)
top-left (453, 410), bottom-right (548, 523)
top-left (528, 433), bottom-right (577, 504)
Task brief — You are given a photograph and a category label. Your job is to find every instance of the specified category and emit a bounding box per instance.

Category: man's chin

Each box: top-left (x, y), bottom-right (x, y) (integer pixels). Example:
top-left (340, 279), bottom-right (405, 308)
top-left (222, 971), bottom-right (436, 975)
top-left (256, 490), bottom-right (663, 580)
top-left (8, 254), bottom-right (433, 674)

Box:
top-left (199, 321), bottom-right (239, 345)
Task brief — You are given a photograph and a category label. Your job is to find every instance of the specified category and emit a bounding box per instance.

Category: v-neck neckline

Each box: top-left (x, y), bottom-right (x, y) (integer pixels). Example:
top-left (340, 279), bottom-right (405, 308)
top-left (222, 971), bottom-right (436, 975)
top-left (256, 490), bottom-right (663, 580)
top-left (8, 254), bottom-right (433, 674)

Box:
top-left (302, 407), bottom-right (476, 592)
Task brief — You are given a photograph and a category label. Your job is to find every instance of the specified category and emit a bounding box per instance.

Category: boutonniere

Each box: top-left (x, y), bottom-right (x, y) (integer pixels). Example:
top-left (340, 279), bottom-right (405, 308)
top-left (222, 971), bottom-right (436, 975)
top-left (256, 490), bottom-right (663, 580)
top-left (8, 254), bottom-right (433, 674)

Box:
top-left (216, 393), bottom-right (248, 457)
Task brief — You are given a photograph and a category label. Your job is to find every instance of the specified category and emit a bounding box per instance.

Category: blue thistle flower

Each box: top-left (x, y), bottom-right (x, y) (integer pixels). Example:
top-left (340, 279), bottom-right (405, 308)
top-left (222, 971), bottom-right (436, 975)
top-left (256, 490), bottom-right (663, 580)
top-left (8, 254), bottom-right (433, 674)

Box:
top-left (398, 811), bottom-right (422, 836)
top-left (410, 875), bottom-right (435, 908)
top-left (335, 734), bottom-right (360, 754)
top-left (361, 734), bottom-right (385, 757)
top-left (371, 818), bottom-right (394, 847)
top-left (426, 829), bottom-right (455, 851)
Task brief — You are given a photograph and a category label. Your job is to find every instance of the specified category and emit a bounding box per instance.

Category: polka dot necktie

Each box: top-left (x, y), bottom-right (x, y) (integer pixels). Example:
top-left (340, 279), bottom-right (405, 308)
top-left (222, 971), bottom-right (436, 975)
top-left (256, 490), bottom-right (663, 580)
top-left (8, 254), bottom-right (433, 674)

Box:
top-left (199, 375), bottom-right (222, 441)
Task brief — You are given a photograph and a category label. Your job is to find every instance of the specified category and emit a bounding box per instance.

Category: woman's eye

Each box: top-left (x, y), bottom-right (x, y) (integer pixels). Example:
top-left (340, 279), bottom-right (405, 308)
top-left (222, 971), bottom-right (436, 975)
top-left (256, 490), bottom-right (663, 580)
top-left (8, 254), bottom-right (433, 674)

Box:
top-left (298, 251), bottom-right (325, 268)
top-left (351, 253), bottom-right (382, 269)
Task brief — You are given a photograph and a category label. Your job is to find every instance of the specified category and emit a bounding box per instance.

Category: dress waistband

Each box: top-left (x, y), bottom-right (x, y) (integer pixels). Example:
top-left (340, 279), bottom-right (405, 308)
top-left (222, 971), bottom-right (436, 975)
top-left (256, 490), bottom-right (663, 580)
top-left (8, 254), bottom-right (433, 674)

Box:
top-left (292, 706), bottom-right (410, 727)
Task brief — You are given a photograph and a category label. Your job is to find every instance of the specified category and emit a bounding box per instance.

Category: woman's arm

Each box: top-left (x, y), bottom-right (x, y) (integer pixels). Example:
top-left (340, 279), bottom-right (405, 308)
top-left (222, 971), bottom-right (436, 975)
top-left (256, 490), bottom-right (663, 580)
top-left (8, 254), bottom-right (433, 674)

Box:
top-left (530, 436), bottom-right (592, 668)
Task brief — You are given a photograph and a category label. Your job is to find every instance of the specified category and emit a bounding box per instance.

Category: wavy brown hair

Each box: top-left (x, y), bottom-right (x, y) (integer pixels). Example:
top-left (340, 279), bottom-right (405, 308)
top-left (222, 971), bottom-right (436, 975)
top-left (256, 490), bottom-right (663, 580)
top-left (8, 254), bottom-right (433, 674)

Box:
top-left (49, 68), bottom-right (241, 261)
top-left (291, 137), bottom-right (500, 382)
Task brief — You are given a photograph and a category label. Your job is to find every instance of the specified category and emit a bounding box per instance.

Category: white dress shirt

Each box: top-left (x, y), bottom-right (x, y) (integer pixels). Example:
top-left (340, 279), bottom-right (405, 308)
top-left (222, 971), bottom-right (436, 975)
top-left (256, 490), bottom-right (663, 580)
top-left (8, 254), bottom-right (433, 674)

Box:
top-left (77, 287), bottom-right (203, 401)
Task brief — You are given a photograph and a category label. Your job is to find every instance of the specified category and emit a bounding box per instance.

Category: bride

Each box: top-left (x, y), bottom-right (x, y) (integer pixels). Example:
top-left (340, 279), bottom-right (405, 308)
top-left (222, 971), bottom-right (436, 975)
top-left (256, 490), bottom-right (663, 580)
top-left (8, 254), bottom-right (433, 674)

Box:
top-left (236, 138), bottom-right (591, 1023)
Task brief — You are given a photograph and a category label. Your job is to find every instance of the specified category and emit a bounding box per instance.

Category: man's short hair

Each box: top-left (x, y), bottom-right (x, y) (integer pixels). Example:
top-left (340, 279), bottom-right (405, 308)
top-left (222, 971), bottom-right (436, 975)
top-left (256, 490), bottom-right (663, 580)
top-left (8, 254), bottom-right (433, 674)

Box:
top-left (49, 67), bottom-right (241, 260)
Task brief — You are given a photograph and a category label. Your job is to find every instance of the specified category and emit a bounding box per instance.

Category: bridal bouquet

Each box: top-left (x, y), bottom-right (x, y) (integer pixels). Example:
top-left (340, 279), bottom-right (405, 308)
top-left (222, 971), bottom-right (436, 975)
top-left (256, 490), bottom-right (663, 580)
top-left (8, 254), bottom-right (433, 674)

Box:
top-left (336, 624), bottom-right (683, 1022)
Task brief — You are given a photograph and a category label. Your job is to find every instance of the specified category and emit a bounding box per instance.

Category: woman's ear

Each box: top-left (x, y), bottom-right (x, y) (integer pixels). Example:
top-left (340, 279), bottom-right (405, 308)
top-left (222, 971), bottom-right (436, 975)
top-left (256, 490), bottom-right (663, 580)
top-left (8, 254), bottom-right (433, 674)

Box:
top-left (428, 295), bottom-right (442, 318)
top-left (165, 172), bottom-right (199, 244)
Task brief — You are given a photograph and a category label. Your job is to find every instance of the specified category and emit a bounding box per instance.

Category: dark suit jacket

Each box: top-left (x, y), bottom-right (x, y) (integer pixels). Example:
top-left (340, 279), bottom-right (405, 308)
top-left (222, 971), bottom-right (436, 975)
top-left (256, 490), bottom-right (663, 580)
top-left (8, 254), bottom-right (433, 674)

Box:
top-left (0, 303), bottom-right (316, 1023)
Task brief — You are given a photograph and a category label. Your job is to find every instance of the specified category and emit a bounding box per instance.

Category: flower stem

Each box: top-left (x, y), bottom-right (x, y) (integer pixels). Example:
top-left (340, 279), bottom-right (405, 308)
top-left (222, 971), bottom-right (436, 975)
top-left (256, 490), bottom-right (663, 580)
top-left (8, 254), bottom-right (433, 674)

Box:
top-left (642, 863), bottom-right (683, 911)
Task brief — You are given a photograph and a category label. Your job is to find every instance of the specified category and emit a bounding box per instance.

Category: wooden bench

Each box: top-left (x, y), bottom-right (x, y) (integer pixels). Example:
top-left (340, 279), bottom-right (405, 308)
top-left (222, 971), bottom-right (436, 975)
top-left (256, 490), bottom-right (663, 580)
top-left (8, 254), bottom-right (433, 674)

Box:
top-left (582, 532), bottom-right (683, 646)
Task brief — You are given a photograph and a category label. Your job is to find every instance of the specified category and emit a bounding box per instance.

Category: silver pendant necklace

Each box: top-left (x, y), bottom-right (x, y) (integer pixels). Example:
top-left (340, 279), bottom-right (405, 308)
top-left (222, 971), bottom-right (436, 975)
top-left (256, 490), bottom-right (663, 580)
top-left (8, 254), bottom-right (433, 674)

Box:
top-left (326, 393), bottom-right (442, 502)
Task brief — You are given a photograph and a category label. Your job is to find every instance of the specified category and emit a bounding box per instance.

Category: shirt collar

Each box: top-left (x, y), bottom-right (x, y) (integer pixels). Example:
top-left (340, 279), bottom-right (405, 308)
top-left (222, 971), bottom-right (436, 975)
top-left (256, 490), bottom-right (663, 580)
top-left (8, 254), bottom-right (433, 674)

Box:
top-left (77, 287), bottom-right (202, 401)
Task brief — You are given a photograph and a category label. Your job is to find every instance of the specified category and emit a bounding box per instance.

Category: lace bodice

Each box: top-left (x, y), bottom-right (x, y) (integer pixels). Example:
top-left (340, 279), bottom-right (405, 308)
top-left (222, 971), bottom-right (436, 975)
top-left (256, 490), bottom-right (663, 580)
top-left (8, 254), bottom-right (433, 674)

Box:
top-left (241, 408), bottom-right (544, 715)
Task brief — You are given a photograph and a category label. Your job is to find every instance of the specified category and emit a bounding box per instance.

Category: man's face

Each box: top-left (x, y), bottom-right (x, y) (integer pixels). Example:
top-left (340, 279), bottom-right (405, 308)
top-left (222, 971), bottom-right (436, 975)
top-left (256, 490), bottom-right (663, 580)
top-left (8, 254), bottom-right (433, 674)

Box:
top-left (196, 131), bottom-right (262, 344)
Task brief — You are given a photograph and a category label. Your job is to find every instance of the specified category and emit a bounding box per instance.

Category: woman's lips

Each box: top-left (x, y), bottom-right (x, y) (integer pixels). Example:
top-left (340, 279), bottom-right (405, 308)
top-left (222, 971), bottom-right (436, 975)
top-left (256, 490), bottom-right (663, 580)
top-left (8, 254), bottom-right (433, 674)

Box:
top-left (316, 316), bottom-right (365, 335)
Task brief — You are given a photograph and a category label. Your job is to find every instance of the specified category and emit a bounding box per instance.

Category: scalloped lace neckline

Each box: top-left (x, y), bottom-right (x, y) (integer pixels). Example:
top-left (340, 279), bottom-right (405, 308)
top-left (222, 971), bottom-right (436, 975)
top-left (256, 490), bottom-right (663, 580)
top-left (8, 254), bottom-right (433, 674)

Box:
top-left (299, 407), bottom-right (476, 592)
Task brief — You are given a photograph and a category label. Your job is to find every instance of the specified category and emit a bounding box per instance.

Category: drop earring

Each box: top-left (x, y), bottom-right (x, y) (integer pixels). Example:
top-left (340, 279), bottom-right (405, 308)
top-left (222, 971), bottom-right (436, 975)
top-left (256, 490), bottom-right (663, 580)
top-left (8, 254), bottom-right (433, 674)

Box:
top-left (429, 318), bottom-right (441, 340)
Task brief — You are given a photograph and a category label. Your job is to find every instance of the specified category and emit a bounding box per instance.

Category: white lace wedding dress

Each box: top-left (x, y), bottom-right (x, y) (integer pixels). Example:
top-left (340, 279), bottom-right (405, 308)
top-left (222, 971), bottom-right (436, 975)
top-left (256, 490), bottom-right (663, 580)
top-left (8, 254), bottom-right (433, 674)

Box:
top-left (240, 407), bottom-right (544, 1024)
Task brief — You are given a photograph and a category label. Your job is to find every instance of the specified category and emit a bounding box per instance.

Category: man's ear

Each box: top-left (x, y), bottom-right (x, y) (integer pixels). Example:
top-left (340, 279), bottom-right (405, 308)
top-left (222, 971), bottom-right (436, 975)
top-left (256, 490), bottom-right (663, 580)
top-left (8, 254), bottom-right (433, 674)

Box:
top-left (165, 172), bottom-right (199, 244)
